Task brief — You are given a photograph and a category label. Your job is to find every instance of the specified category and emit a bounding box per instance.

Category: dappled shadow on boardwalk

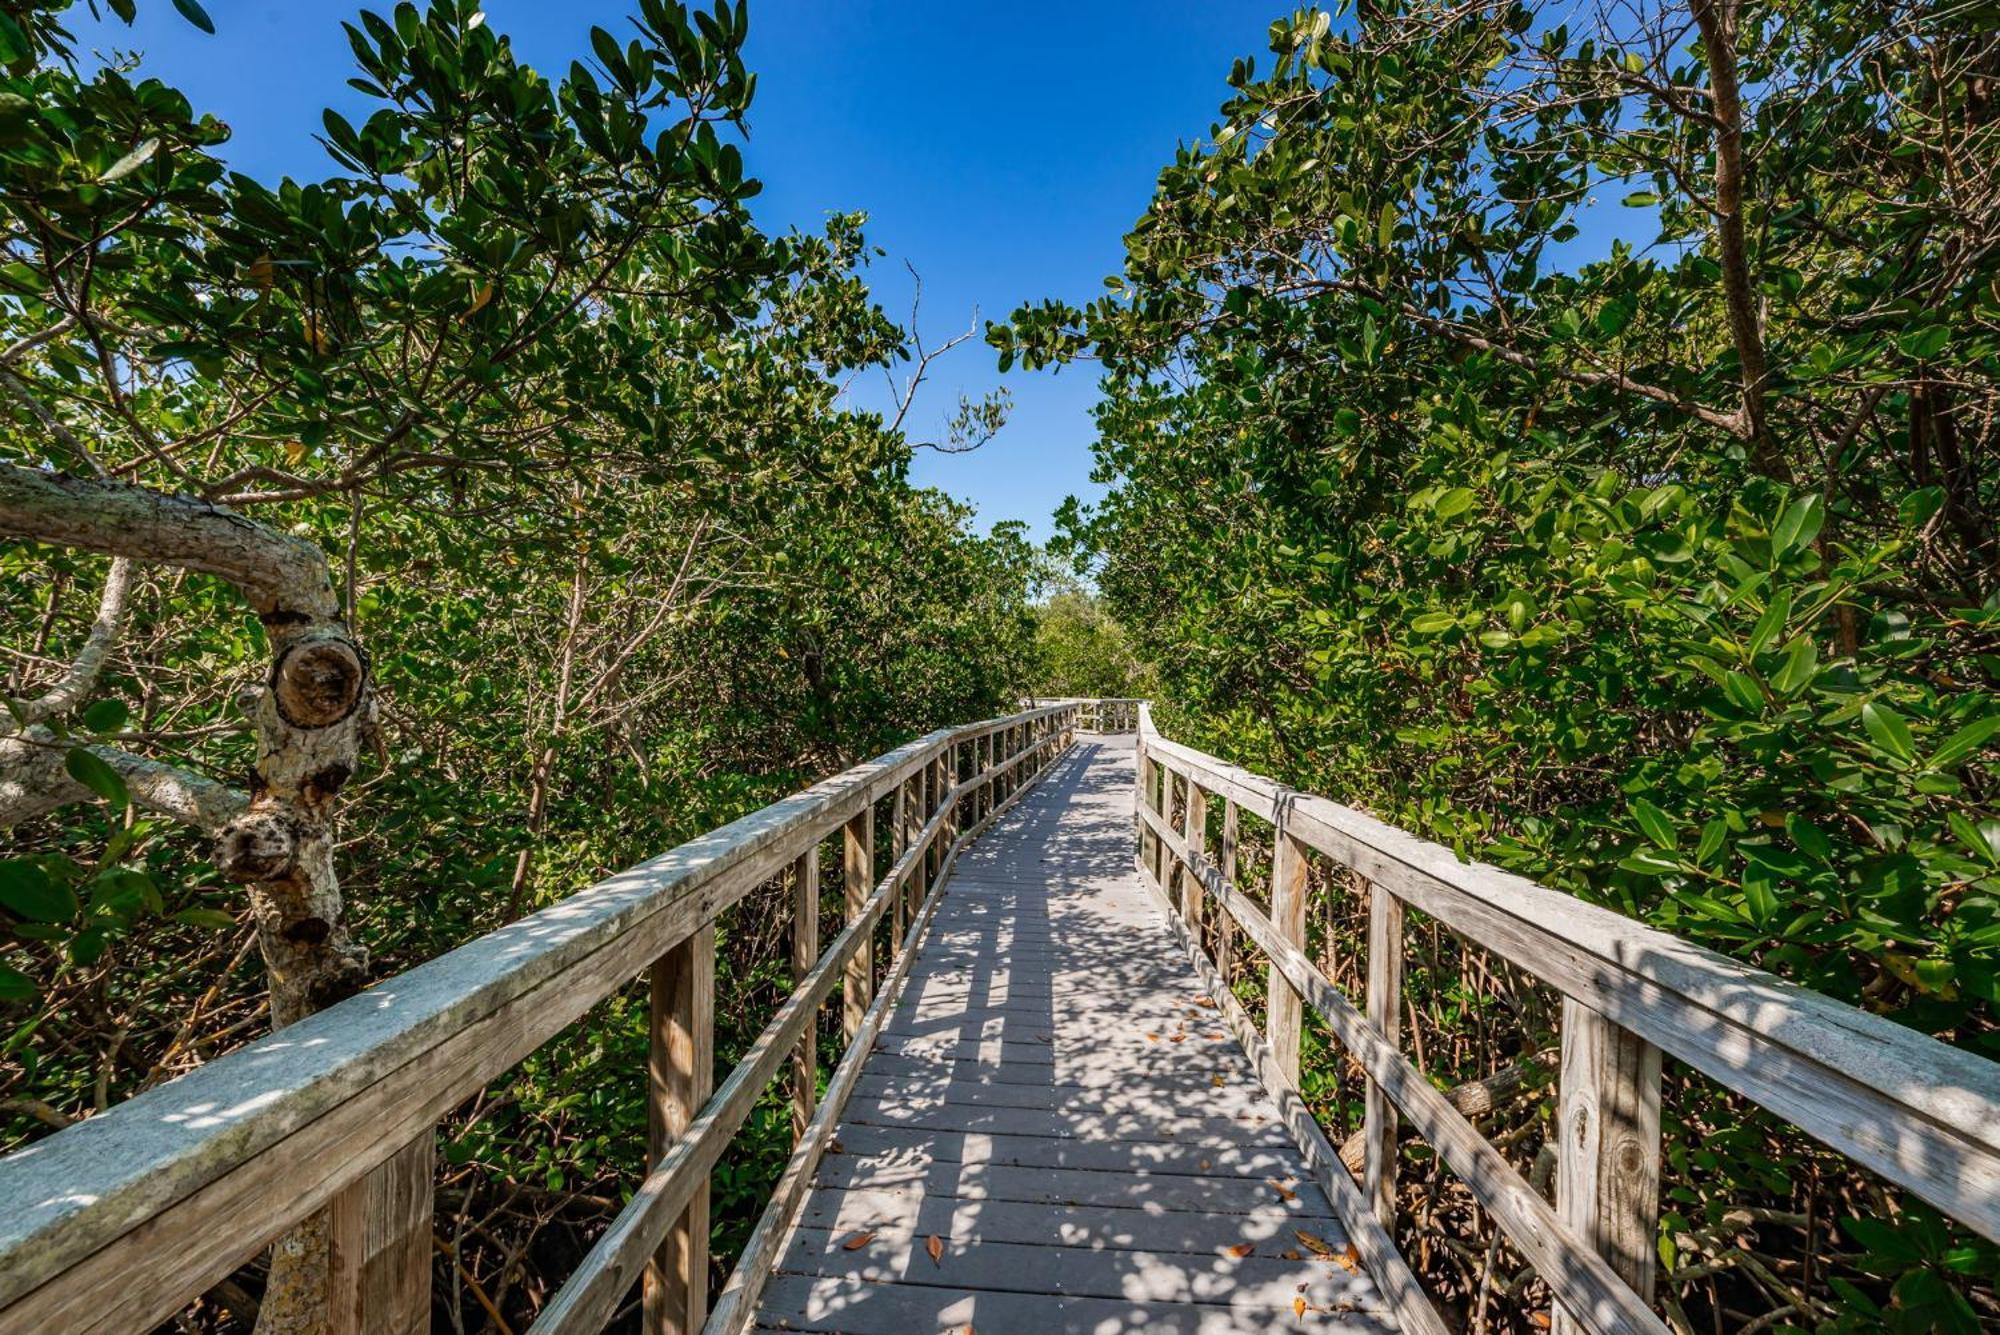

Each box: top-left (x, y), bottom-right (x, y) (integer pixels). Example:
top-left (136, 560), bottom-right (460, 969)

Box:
top-left (755, 739), bottom-right (1393, 1333)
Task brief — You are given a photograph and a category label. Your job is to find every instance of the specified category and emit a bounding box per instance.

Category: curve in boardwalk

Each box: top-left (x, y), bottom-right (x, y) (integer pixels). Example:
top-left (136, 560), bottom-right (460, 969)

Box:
top-left (755, 735), bottom-right (1394, 1333)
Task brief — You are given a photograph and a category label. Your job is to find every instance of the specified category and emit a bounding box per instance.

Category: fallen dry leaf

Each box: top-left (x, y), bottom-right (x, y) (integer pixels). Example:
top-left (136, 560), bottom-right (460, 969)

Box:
top-left (1225, 1242), bottom-right (1255, 1258)
top-left (842, 1231), bottom-right (875, 1251)
top-left (1336, 1243), bottom-right (1361, 1273)
top-left (827, 1138), bottom-right (845, 1154)
top-left (1294, 1295), bottom-right (1309, 1319)
top-left (1279, 1249), bottom-right (1302, 1261)
top-left (1196, 995), bottom-right (1216, 1008)
top-left (1295, 1229), bottom-right (1335, 1258)
top-left (1211, 1074), bottom-right (1225, 1088)
top-left (1199, 1158), bottom-right (1212, 1171)
top-left (1169, 1033), bottom-right (1187, 1043)
top-left (1145, 1032), bottom-right (1160, 1042)
top-left (1268, 1178), bottom-right (1298, 1202)
top-left (926, 1234), bottom-right (945, 1267)
top-left (1529, 1314), bottom-right (1551, 1330)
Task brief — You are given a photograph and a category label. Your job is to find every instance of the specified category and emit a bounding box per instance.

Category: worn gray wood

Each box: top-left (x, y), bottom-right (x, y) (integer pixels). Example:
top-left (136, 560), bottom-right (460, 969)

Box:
top-left (1552, 998), bottom-right (1663, 1335)
top-left (646, 923), bottom-right (714, 1334)
top-left (327, 1132), bottom-right (432, 1335)
top-left (1140, 708), bottom-right (2000, 1244)
top-left (0, 706), bottom-right (1075, 1333)
top-left (1363, 884), bottom-right (1403, 1231)
top-left (752, 737), bottom-right (1397, 1333)
top-left (792, 848), bottom-right (819, 1141)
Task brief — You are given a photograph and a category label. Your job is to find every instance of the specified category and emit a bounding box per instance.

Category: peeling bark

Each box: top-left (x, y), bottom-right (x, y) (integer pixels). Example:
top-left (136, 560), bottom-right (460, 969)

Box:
top-left (0, 462), bottom-right (374, 1330)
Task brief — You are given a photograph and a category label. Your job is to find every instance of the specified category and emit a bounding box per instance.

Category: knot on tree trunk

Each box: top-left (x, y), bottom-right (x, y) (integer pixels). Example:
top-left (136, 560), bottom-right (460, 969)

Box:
top-left (269, 631), bottom-right (366, 729)
top-left (215, 809), bottom-right (303, 882)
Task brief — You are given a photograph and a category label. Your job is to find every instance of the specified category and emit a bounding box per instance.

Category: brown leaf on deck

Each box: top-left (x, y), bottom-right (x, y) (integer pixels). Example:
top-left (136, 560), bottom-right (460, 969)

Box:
top-left (1294, 1295), bottom-right (1309, 1319)
top-left (1295, 1229), bottom-right (1335, 1257)
top-left (842, 1231), bottom-right (875, 1250)
top-left (1336, 1243), bottom-right (1360, 1272)
top-left (1225, 1242), bottom-right (1254, 1258)
top-left (927, 1233), bottom-right (945, 1267)
top-left (1268, 1178), bottom-right (1298, 1202)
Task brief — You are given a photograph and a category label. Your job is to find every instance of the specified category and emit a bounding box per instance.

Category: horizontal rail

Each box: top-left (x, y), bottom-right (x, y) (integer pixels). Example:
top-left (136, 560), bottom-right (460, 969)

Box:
top-left (0, 702), bottom-right (1080, 1333)
top-left (1136, 703), bottom-right (2000, 1333)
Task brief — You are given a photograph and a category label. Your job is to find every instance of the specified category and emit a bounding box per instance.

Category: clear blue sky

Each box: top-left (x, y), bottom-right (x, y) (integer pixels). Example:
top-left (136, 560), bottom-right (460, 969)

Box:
top-left (76, 0), bottom-right (1285, 542)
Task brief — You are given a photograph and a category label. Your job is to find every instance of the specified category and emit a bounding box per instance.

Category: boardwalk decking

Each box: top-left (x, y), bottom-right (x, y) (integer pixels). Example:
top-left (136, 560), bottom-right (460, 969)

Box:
top-left (755, 736), bottom-right (1394, 1333)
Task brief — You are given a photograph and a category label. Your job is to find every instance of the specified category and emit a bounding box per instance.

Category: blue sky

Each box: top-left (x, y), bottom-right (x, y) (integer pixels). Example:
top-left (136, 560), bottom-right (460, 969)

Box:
top-left (76, 0), bottom-right (1286, 541)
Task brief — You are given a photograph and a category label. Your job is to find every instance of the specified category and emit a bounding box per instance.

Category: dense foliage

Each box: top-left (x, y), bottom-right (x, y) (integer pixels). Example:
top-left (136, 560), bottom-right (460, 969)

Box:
top-left (0, 0), bottom-right (1031, 1324)
top-left (1028, 575), bottom-right (1155, 700)
top-left (998, 0), bottom-right (2000, 1328)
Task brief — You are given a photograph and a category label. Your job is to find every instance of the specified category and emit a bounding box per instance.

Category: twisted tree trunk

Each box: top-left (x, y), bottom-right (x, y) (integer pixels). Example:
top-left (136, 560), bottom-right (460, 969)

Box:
top-left (0, 463), bottom-right (375, 1329)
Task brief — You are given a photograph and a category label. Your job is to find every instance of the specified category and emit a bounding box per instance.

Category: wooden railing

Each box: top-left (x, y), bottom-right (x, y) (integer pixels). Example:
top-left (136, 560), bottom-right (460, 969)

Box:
top-left (0, 703), bottom-right (1081, 1334)
top-left (1035, 695), bottom-right (1140, 733)
top-left (1134, 704), bottom-right (2000, 1335)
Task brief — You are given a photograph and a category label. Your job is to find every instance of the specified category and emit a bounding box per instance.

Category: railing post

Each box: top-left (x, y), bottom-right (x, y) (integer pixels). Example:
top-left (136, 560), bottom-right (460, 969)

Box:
top-left (790, 848), bottom-right (818, 1141)
top-left (645, 923), bottom-right (714, 1335)
top-left (890, 778), bottom-right (909, 942)
top-left (1218, 799), bottom-right (1239, 986)
top-left (1553, 998), bottom-right (1664, 1335)
top-left (1363, 882), bottom-right (1403, 1229)
top-left (328, 1133), bottom-right (433, 1335)
top-left (842, 804), bottom-right (874, 1043)
top-left (1267, 816), bottom-right (1308, 1086)
top-left (1181, 780), bottom-right (1206, 931)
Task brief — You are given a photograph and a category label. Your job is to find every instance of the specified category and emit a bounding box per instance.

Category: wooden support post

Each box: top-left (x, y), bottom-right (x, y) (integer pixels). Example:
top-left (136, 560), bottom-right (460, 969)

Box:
top-left (1181, 781), bottom-right (1207, 931)
top-left (1218, 799), bottom-right (1239, 986)
top-left (328, 1133), bottom-right (433, 1335)
top-left (1553, 997), bottom-right (1664, 1335)
top-left (1363, 883), bottom-right (1404, 1229)
top-left (790, 848), bottom-right (818, 1141)
top-left (890, 780), bottom-right (908, 942)
top-left (842, 805), bottom-right (874, 1043)
top-left (1267, 820), bottom-right (1308, 1087)
top-left (645, 924), bottom-right (714, 1335)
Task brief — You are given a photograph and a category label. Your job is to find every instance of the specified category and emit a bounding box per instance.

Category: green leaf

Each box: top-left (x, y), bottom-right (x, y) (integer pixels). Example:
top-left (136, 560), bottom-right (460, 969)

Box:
top-left (1377, 202), bottom-right (1396, 249)
top-left (1621, 190), bottom-right (1658, 206)
top-left (0, 964), bottom-right (33, 1002)
top-left (1771, 636), bottom-right (1818, 695)
top-left (1931, 714), bottom-right (2000, 770)
top-left (99, 138), bottom-right (160, 184)
top-left (1745, 589), bottom-right (1791, 658)
top-left (0, 13), bottom-right (29, 65)
top-left (64, 748), bottom-right (129, 809)
top-left (69, 929), bottom-right (107, 967)
top-left (1629, 797), bottom-right (1677, 850)
top-left (1898, 325), bottom-right (1949, 361)
top-left (173, 907), bottom-right (239, 931)
top-left (1433, 487), bottom-right (1474, 519)
top-left (1410, 611), bottom-right (1457, 634)
top-left (1861, 700), bottom-right (1916, 764)
top-left (80, 699), bottom-right (128, 733)
top-left (0, 859), bottom-right (78, 923)
top-left (1772, 493), bottom-right (1824, 558)
top-left (171, 0), bottom-right (216, 34)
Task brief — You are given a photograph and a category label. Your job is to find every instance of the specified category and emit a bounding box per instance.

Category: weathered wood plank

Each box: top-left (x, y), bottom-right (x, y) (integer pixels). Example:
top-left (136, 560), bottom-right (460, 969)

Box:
top-left (1552, 998), bottom-right (1662, 1335)
top-left (1363, 884), bottom-right (1403, 1231)
top-left (327, 1132), bottom-right (432, 1335)
top-left (1266, 824), bottom-right (1308, 1086)
top-left (1140, 711), bottom-right (2000, 1243)
top-left (791, 848), bottom-right (819, 1141)
top-left (645, 923), bottom-right (714, 1335)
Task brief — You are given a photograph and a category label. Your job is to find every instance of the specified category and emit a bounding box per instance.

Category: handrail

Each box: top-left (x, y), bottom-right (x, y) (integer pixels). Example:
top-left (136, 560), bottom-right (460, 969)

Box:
top-left (1134, 703), bottom-right (2000, 1335)
top-left (0, 701), bottom-right (1083, 1334)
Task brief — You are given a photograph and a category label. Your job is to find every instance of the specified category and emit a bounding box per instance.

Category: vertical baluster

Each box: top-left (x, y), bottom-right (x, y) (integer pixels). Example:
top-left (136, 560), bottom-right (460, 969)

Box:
top-left (1363, 883), bottom-right (1404, 1229)
top-left (790, 847), bottom-right (818, 1141)
top-left (645, 924), bottom-right (714, 1334)
top-left (328, 1133), bottom-right (433, 1335)
top-left (1553, 999), bottom-right (1663, 1335)
top-left (842, 805), bottom-right (874, 1043)
top-left (1217, 799), bottom-right (1239, 987)
top-left (890, 779), bottom-right (908, 942)
top-left (1267, 818), bottom-right (1308, 1086)
top-left (1181, 780), bottom-right (1207, 934)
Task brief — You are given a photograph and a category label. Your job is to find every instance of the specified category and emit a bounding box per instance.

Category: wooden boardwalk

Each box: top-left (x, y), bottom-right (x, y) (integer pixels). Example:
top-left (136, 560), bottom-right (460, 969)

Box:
top-left (755, 736), bottom-right (1394, 1333)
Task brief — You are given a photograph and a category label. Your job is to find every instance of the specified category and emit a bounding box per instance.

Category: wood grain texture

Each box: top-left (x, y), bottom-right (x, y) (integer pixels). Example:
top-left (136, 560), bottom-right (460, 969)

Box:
top-left (1363, 885), bottom-right (1403, 1232)
top-left (1140, 706), bottom-right (2000, 1245)
top-left (327, 1132), bottom-right (432, 1335)
top-left (1266, 826), bottom-right (1308, 1087)
top-left (1552, 998), bottom-right (1662, 1335)
top-left (791, 849), bottom-right (819, 1142)
top-left (0, 704), bottom-right (1075, 1335)
top-left (746, 737), bottom-right (1400, 1334)
top-left (646, 924), bottom-right (714, 1335)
